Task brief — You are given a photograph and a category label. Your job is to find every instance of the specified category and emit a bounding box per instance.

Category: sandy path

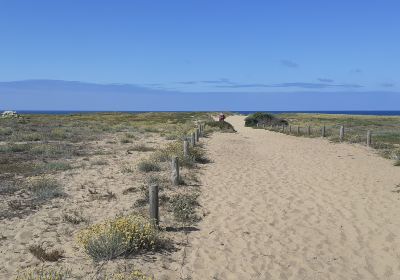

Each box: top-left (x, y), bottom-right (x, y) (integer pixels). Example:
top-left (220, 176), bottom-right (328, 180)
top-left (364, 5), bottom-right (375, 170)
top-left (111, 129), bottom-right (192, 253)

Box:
top-left (180, 115), bottom-right (400, 280)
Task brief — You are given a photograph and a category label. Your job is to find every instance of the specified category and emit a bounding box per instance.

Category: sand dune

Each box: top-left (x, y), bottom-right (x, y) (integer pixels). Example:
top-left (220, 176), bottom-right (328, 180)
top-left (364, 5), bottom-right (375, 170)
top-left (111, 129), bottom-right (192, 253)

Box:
top-left (179, 115), bottom-right (400, 279)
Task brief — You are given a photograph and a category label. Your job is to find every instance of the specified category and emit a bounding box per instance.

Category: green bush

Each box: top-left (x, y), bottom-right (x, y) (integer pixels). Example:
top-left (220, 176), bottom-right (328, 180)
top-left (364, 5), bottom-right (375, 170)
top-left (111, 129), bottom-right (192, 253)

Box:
top-left (77, 214), bottom-right (159, 261)
top-left (205, 121), bottom-right (236, 132)
top-left (244, 112), bottom-right (288, 127)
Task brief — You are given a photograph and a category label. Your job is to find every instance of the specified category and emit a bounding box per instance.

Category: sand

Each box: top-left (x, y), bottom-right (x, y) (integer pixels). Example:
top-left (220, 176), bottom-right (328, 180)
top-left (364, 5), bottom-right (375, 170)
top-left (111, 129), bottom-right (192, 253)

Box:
top-left (2, 114), bottom-right (400, 279)
top-left (178, 115), bottom-right (400, 279)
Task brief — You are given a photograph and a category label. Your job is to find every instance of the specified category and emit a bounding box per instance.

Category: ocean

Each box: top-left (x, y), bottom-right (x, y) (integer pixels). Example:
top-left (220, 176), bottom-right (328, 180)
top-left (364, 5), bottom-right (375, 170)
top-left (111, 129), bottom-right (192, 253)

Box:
top-left (12, 110), bottom-right (400, 116)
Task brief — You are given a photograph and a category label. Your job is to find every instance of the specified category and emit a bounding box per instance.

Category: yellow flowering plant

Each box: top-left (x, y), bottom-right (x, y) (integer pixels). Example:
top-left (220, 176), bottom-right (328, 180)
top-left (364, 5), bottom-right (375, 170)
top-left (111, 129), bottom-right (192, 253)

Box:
top-left (77, 215), bottom-right (158, 261)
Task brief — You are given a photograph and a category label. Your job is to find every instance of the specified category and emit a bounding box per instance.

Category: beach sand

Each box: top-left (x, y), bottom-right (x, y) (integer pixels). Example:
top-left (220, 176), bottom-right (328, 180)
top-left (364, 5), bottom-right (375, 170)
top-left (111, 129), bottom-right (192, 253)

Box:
top-left (178, 115), bottom-right (400, 279)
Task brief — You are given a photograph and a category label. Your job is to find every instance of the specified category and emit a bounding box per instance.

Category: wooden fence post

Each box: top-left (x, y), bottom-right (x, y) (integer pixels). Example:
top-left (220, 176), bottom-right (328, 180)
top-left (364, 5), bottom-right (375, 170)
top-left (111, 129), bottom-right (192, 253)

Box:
top-left (281, 124), bottom-right (284, 132)
top-left (322, 125), bottom-right (326, 137)
top-left (297, 126), bottom-right (300, 135)
top-left (339, 126), bottom-right (344, 141)
top-left (149, 185), bottom-right (159, 225)
top-left (183, 139), bottom-right (189, 158)
top-left (289, 125), bottom-right (292, 134)
top-left (367, 130), bottom-right (372, 147)
top-left (307, 126), bottom-right (311, 136)
top-left (171, 156), bottom-right (180, 186)
top-left (191, 132), bottom-right (196, 146)
top-left (195, 128), bottom-right (199, 141)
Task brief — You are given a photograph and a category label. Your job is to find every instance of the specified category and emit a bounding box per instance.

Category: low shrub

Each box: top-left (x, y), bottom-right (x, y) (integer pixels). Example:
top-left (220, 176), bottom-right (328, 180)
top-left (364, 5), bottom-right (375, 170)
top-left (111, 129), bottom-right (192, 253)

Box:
top-left (0, 182), bottom-right (18, 195)
top-left (0, 127), bottom-right (12, 136)
top-left (0, 143), bottom-right (32, 153)
top-left (15, 267), bottom-right (70, 280)
top-left (169, 193), bottom-right (200, 224)
top-left (31, 177), bottom-right (64, 201)
top-left (152, 141), bottom-right (208, 167)
top-left (77, 214), bottom-right (159, 261)
top-left (124, 132), bottom-right (137, 139)
top-left (394, 160), bottom-right (400, 166)
top-left (91, 159), bottom-right (109, 166)
top-left (13, 132), bottom-right (43, 142)
top-left (244, 112), bottom-right (288, 127)
top-left (120, 138), bottom-right (133, 144)
top-left (205, 120), bottom-right (236, 132)
top-left (128, 144), bottom-right (155, 152)
top-left (121, 165), bottom-right (134, 173)
top-left (137, 160), bottom-right (161, 173)
top-left (37, 162), bottom-right (73, 172)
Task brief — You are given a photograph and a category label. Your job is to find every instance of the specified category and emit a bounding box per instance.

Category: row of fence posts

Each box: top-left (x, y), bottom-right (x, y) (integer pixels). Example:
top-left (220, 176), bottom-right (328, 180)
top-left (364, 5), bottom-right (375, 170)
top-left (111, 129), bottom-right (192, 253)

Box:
top-left (267, 124), bottom-right (373, 147)
top-left (149, 122), bottom-right (205, 226)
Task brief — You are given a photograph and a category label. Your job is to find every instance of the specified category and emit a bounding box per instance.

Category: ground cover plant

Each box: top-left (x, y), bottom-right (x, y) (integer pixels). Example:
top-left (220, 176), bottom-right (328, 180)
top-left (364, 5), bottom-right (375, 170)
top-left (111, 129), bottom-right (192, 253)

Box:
top-left (0, 111), bottom-right (232, 279)
top-left (251, 112), bottom-right (400, 162)
top-left (77, 214), bottom-right (159, 261)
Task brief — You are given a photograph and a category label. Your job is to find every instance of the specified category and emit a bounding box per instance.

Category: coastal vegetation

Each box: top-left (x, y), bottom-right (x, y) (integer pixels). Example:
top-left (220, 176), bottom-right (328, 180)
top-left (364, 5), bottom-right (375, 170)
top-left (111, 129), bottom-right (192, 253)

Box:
top-left (244, 112), bottom-right (288, 127)
top-left (254, 112), bottom-right (400, 163)
top-left (0, 112), bottom-right (232, 279)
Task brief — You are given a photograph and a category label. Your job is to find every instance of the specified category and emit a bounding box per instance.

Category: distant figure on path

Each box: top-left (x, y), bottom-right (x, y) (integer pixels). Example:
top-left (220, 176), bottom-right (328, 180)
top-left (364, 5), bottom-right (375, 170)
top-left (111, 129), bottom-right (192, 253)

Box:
top-left (218, 112), bottom-right (226, 122)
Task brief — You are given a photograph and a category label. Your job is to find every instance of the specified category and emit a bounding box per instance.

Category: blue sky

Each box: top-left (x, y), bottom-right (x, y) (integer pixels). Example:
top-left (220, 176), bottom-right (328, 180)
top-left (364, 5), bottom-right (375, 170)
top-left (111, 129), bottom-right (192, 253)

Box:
top-left (1, 1), bottom-right (399, 110)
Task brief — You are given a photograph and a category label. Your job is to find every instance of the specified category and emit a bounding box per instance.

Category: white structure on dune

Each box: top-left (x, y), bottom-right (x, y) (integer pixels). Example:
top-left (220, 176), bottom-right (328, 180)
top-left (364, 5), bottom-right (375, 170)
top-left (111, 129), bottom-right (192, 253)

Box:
top-left (1, 111), bottom-right (19, 118)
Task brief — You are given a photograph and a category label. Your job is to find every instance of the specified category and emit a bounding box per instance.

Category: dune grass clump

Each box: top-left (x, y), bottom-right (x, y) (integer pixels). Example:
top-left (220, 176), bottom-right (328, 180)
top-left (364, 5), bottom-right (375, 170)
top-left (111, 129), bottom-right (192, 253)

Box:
top-left (152, 141), bottom-right (208, 167)
top-left (394, 160), bottom-right (400, 166)
top-left (15, 267), bottom-right (70, 280)
top-left (137, 160), bottom-right (161, 173)
top-left (169, 193), bottom-right (200, 225)
top-left (77, 214), bottom-right (159, 261)
top-left (31, 177), bottom-right (64, 201)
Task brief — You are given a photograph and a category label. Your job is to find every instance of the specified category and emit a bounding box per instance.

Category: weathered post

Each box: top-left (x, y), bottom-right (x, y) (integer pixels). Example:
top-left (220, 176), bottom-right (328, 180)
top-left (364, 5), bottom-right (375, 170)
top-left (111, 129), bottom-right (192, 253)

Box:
top-left (281, 124), bottom-right (284, 132)
top-left (171, 156), bottom-right (180, 186)
top-left (196, 128), bottom-right (200, 141)
top-left (256, 123), bottom-right (259, 128)
top-left (367, 130), bottom-right (372, 147)
top-left (321, 126), bottom-right (326, 137)
top-left (289, 125), bottom-right (292, 134)
top-left (307, 126), bottom-right (311, 136)
top-left (263, 123), bottom-right (266, 128)
top-left (297, 126), bottom-right (300, 135)
top-left (149, 185), bottom-right (159, 225)
top-left (191, 132), bottom-right (196, 146)
top-left (183, 139), bottom-right (189, 158)
top-left (339, 126), bottom-right (344, 141)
